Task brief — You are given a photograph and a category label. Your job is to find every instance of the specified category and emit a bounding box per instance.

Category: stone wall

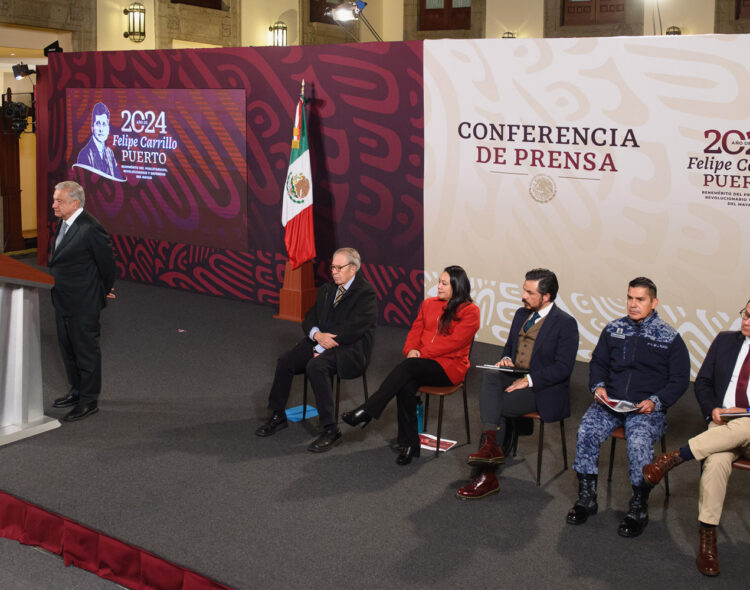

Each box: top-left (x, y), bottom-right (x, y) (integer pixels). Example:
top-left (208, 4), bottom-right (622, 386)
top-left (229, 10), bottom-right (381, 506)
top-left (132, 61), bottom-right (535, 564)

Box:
top-left (155, 0), bottom-right (239, 49)
top-left (716, 0), bottom-right (750, 33)
top-left (0, 0), bottom-right (96, 51)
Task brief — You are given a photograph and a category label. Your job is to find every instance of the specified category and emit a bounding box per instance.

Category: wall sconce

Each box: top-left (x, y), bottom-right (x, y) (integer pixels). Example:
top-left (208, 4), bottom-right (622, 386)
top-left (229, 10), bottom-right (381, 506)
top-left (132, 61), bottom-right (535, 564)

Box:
top-left (123, 2), bottom-right (146, 43)
top-left (502, 31), bottom-right (516, 39)
top-left (665, 26), bottom-right (681, 35)
top-left (269, 21), bottom-right (288, 46)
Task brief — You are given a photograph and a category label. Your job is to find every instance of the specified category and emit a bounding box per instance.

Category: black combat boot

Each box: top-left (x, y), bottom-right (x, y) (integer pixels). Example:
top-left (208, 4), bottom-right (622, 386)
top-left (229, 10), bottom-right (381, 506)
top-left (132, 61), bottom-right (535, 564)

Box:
top-left (566, 473), bottom-right (598, 525)
top-left (617, 485), bottom-right (651, 537)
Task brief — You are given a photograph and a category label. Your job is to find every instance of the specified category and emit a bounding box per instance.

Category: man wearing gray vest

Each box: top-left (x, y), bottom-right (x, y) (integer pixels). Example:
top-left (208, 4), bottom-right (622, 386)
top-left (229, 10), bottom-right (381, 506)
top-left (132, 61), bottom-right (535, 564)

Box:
top-left (457, 268), bottom-right (579, 500)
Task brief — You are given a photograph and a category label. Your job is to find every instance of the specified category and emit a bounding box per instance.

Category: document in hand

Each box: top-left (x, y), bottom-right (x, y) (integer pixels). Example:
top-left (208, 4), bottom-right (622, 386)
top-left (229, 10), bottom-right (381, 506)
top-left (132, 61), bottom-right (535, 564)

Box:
top-left (476, 364), bottom-right (530, 374)
top-left (595, 393), bottom-right (640, 413)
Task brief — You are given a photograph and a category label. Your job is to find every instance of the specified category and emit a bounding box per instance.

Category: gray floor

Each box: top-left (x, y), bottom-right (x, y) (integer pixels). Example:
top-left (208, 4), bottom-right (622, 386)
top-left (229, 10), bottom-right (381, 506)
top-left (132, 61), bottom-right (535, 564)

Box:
top-left (0, 259), bottom-right (746, 589)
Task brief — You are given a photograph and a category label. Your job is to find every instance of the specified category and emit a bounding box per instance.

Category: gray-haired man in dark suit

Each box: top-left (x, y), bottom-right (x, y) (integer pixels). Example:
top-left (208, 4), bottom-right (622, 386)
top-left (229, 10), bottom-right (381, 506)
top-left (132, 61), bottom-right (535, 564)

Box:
top-left (49, 180), bottom-right (116, 421)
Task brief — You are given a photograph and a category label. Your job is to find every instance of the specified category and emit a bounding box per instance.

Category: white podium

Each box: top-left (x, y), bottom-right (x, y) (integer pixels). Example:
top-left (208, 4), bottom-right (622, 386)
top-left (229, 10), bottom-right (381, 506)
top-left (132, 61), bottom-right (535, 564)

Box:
top-left (0, 254), bottom-right (60, 445)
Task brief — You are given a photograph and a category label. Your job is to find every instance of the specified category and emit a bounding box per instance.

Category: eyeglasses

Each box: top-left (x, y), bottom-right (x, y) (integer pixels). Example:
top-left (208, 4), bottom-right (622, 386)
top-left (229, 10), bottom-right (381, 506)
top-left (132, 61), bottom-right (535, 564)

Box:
top-left (740, 310), bottom-right (750, 322)
top-left (330, 263), bottom-right (353, 272)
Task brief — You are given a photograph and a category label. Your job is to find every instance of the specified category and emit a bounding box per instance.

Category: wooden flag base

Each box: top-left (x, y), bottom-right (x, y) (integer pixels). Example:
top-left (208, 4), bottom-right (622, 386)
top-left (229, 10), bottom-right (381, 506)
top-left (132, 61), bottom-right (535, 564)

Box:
top-left (274, 260), bottom-right (317, 323)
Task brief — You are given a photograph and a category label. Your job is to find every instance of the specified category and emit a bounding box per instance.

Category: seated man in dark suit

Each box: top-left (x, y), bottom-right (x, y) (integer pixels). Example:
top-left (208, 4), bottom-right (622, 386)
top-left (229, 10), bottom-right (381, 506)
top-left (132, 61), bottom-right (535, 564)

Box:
top-left (642, 298), bottom-right (750, 577)
top-left (256, 247), bottom-right (378, 452)
top-left (456, 268), bottom-right (579, 499)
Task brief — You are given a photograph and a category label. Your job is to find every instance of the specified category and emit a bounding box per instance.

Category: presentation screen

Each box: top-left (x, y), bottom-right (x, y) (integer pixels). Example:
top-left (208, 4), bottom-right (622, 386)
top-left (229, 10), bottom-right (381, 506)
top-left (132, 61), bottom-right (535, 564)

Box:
top-left (65, 88), bottom-right (248, 251)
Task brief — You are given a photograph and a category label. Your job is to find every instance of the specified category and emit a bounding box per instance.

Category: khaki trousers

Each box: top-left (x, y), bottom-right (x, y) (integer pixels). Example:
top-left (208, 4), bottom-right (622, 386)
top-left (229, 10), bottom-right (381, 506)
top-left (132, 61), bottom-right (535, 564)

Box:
top-left (688, 417), bottom-right (750, 525)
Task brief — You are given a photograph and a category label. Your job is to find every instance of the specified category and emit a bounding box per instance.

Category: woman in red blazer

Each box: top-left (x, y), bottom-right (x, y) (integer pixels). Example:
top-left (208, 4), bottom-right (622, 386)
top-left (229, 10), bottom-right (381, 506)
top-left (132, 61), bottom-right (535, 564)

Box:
top-left (343, 265), bottom-right (480, 465)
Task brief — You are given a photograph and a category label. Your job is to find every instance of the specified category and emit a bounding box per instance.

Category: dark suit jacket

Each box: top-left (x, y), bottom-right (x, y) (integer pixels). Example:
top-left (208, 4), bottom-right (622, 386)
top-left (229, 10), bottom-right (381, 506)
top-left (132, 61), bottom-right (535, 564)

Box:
top-left (48, 210), bottom-right (116, 316)
top-left (694, 331), bottom-right (746, 421)
top-left (76, 137), bottom-right (125, 180)
top-left (503, 304), bottom-right (579, 422)
top-left (301, 272), bottom-right (378, 379)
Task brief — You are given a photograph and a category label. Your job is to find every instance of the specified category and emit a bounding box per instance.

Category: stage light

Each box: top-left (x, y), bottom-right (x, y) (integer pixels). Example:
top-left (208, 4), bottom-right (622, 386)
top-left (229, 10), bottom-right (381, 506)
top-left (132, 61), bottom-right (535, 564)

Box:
top-left (324, 1), bottom-right (383, 42)
top-left (124, 2), bottom-right (146, 43)
top-left (269, 21), bottom-right (288, 47)
top-left (502, 31), bottom-right (516, 39)
top-left (665, 26), bottom-right (681, 35)
top-left (44, 40), bottom-right (63, 56)
top-left (12, 63), bottom-right (36, 81)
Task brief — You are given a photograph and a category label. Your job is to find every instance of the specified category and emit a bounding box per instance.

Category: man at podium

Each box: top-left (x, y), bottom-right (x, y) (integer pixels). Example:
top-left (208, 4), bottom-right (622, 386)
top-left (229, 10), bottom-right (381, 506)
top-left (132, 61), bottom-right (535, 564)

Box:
top-left (48, 181), bottom-right (116, 421)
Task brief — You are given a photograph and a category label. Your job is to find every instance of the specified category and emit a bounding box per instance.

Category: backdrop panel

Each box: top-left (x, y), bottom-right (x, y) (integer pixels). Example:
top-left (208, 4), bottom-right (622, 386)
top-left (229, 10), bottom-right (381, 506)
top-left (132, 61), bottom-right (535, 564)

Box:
top-left (424, 35), bottom-right (750, 373)
top-left (42, 43), bottom-right (425, 326)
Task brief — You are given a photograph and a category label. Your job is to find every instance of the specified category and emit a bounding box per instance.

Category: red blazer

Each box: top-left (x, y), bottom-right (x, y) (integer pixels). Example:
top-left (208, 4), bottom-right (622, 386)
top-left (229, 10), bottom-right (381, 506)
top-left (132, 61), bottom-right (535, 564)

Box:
top-left (403, 297), bottom-right (480, 384)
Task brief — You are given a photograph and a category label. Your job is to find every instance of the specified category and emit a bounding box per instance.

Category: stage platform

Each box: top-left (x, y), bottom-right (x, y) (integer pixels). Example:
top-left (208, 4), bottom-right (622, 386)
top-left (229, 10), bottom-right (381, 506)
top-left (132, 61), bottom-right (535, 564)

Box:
top-left (0, 261), bottom-right (747, 589)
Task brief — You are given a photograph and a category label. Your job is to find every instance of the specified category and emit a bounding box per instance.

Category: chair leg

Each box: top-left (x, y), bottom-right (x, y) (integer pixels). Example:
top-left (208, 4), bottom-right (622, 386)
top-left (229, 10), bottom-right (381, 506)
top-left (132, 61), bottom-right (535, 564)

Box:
top-left (302, 375), bottom-right (308, 421)
top-left (334, 375), bottom-right (342, 423)
top-left (608, 438), bottom-right (617, 482)
top-left (424, 394), bottom-right (430, 431)
top-left (435, 397), bottom-right (445, 458)
top-left (536, 421), bottom-right (545, 486)
top-left (362, 372), bottom-right (369, 402)
top-left (560, 420), bottom-right (568, 471)
top-left (661, 435), bottom-right (670, 496)
top-left (462, 383), bottom-right (471, 446)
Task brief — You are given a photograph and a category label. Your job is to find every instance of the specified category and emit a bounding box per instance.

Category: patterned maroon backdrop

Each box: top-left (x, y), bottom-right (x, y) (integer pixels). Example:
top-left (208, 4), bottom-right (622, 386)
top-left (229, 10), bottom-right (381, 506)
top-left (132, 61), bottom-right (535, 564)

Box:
top-left (42, 43), bottom-right (425, 326)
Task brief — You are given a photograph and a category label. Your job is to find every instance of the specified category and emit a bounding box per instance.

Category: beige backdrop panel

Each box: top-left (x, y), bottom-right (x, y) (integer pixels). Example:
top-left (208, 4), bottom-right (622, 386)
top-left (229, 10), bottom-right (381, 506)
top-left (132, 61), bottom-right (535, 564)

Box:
top-left (424, 35), bottom-right (750, 375)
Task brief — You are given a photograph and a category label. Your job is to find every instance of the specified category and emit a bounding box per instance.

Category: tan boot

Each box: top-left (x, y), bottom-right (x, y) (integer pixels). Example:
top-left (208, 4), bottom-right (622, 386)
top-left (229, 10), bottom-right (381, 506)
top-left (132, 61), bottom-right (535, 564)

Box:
top-left (696, 525), bottom-right (720, 576)
top-left (642, 450), bottom-right (683, 487)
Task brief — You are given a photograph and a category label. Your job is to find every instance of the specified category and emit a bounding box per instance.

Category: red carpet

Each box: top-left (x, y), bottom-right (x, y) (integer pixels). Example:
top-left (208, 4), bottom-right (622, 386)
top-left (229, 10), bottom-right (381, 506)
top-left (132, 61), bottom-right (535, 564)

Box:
top-left (0, 490), bottom-right (233, 590)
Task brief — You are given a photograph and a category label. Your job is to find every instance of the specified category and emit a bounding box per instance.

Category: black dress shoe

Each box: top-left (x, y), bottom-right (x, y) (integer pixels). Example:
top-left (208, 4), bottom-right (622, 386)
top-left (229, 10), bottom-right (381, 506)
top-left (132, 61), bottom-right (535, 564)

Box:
top-left (256, 412), bottom-right (288, 437)
top-left (53, 391), bottom-right (79, 408)
top-left (396, 445), bottom-right (420, 465)
top-left (342, 406), bottom-right (371, 429)
top-left (63, 402), bottom-right (98, 422)
top-left (308, 429), bottom-right (342, 453)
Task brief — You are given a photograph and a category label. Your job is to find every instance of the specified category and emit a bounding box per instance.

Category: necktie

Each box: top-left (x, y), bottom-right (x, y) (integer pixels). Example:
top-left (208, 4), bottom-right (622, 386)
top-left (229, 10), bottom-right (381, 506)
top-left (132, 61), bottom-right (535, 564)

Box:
top-left (523, 311), bottom-right (540, 332)
top-left (735, 348), bottom-right (750, 408)
top-left (333, 285), bottom-right (345, 308)
top-left (55, 222), bottom-right (68, 250)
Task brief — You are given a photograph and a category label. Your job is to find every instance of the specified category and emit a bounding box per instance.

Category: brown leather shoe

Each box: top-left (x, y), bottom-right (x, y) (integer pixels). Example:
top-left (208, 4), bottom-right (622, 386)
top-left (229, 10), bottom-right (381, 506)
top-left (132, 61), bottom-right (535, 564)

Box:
top-left (467, 430), bottom-right (504, 466)
top-left (696, 526), bottom-right (720, 576)
top-left (642, 450), bottom-right (683, 487)
top-left (456, 471), bottom-right (499, 500)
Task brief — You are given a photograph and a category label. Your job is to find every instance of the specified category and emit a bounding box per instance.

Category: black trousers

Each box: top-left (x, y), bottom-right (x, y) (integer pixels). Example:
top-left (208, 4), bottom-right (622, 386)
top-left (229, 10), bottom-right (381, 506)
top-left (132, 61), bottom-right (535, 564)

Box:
top-left (55, 309), bottom-right (103, 405)
top-left (268, 338), bottom-right (338, 429)
top-left (364, 358), bottom-right (452, 447)
top-left (478, 370), bottom-right (537, 441)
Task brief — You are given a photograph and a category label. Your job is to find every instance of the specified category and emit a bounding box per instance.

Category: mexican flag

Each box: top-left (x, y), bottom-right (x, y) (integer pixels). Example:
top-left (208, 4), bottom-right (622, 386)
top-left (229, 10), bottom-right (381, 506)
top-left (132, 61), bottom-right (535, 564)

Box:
top-left (281, 87), bottom-right (316, 269)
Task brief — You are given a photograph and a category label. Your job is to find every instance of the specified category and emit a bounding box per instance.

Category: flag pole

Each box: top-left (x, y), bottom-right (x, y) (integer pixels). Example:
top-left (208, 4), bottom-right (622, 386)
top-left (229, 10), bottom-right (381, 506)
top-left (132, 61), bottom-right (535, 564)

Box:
top-left (275, 79), bottom-right (317, 322)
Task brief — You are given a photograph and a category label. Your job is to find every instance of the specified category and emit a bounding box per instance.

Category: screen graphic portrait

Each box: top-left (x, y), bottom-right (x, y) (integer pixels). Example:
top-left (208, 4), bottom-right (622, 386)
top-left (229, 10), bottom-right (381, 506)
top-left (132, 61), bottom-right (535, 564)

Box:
top-left (74, 102), bottom-right (126, 181)
top-left (66, 88), bottom-right (248, 251)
